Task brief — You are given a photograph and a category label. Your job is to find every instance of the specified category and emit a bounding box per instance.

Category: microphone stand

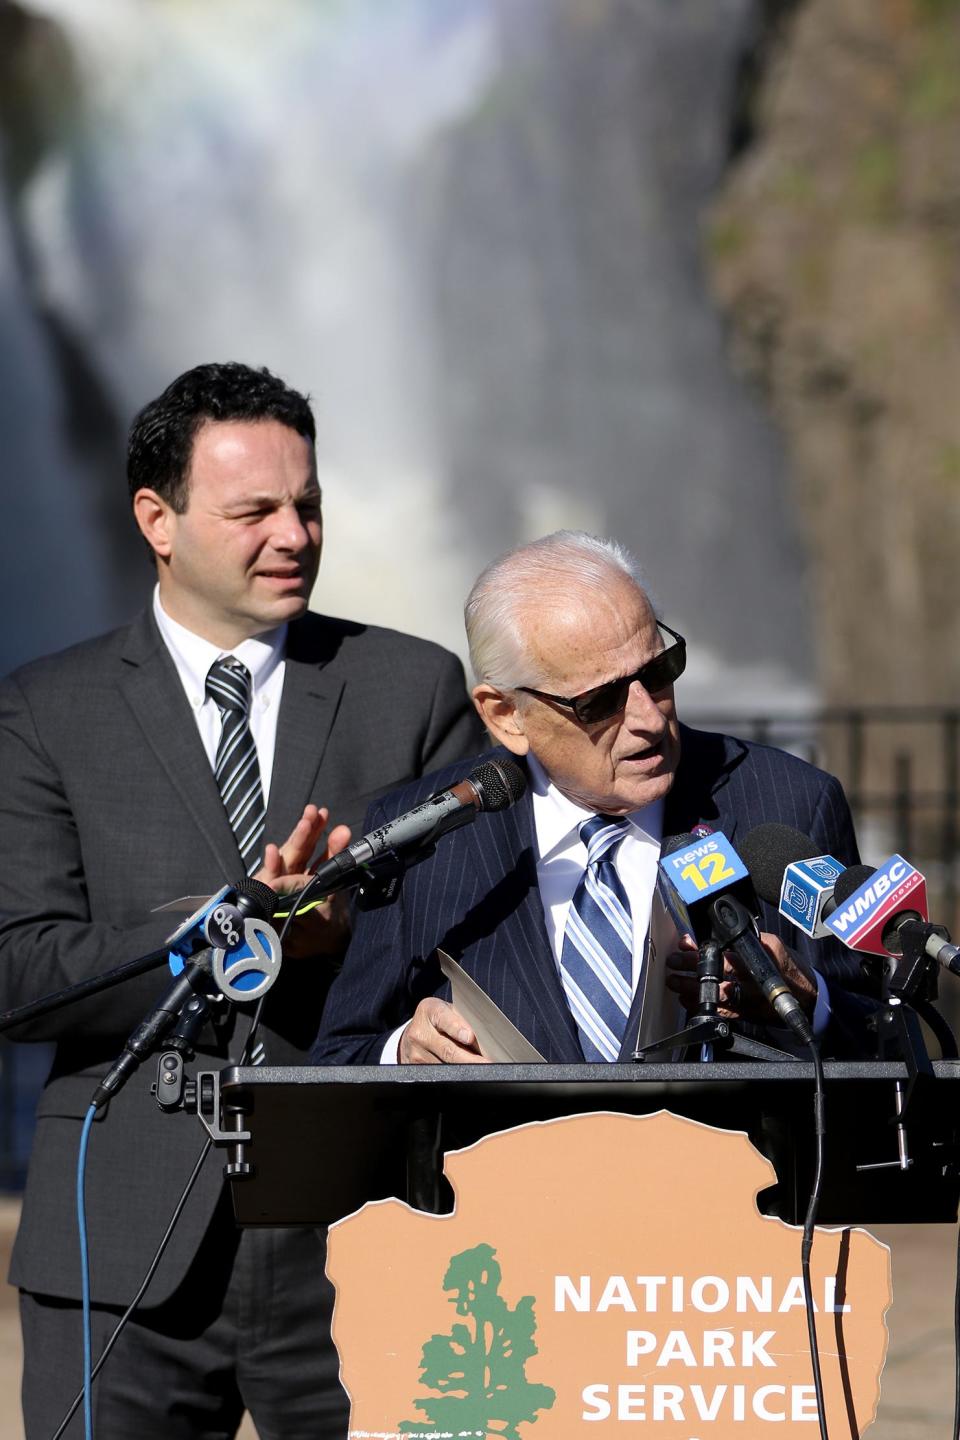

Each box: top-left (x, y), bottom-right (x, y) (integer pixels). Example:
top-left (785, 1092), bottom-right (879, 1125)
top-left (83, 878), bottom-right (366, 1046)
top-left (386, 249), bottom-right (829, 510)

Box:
top-left (878, 921), bottom-right (958, 1060)
top-left (855, 921), bottom-right (957, 1177)
top-left (0, 944), bottom-right (171, 1034)
top-left (634, 938), bottom-right (799, 1062)
top-left (0, 857), bottom-right (390, 1039)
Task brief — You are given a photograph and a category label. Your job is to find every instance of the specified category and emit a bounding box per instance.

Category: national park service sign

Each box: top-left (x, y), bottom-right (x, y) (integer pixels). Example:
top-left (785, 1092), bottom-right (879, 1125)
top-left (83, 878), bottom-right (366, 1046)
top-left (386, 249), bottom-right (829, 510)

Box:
top-left (326, 1111), bottom-right (890, 1437)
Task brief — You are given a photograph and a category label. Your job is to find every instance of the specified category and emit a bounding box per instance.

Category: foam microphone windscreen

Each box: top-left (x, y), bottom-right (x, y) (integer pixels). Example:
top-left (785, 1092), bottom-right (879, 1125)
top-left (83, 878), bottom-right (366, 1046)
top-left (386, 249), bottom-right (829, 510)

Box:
top-left (736, 822), bottom-right (821, 905)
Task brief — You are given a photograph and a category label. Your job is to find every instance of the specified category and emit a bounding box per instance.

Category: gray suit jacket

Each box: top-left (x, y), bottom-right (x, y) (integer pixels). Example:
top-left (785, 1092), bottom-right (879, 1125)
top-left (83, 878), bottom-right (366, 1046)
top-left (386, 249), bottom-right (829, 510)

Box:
top-left (0, 607), bottom-right (484, 1304)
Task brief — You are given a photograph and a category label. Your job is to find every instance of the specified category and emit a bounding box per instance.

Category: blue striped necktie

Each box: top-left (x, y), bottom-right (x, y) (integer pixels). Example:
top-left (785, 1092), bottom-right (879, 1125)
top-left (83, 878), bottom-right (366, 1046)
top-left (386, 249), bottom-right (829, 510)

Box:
top-left (205, 656), bottom-right (266, 875)
top-left (560, 815), bottom-right (634, 1062)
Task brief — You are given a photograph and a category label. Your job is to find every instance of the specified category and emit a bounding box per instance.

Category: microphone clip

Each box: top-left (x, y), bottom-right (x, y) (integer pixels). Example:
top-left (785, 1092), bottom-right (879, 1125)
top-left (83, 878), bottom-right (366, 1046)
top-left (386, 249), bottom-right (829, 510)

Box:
top-left (354, 845), bottom-right (433, 912)
top-left (888, 920), bottom-right (947, 1004)
top-left (153, 1061), bottom-right (254, 1181)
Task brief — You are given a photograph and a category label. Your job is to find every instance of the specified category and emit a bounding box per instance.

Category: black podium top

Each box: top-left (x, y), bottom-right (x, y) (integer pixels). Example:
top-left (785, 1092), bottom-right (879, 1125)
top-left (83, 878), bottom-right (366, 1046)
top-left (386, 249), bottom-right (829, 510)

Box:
top-left (216, 1061), bottom-right (960, 1227)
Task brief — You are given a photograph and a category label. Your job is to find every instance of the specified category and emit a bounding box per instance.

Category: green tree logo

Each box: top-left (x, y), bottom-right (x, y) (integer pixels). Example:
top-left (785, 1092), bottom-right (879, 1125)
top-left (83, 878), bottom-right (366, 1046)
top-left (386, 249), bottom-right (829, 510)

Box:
top-left (399, 1241), bottom-right (556, 1439)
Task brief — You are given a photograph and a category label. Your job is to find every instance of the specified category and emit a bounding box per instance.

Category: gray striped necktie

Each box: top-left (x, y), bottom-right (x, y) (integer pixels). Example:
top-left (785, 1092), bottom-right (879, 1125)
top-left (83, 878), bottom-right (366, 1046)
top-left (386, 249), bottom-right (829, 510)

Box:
top-left (559, 815), bottom-right (634, 1061)
top-left (205, 656), bottom-right (266, 875)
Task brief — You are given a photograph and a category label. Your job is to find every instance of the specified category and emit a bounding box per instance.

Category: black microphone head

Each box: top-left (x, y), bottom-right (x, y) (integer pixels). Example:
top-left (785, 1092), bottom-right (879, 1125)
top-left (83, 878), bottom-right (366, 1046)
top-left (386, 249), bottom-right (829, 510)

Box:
top-left (832, 864), bottom-right (877, 907)
top-left (235, 877), bottom-right (279, 920)
top-left (660, 832), bottom-right (698, 858)
top-left (737, 823), bottom-right (821, 905)
top-left (471, 757), bottom-right (527, 812)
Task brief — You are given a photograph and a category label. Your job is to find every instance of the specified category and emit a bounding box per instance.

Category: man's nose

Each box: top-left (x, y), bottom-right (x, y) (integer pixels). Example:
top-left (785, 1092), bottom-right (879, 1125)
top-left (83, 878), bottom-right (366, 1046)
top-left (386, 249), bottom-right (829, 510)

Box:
top-left (623, 679), bottom-right (666, 729)
top-left (273, 506), bottom-right (314, 550)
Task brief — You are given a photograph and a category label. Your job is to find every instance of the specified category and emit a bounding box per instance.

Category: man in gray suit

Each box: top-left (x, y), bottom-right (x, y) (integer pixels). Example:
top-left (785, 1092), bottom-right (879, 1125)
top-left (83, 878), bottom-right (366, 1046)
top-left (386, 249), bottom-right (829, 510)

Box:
top-left (0, 361), bottom-right (483, 1438)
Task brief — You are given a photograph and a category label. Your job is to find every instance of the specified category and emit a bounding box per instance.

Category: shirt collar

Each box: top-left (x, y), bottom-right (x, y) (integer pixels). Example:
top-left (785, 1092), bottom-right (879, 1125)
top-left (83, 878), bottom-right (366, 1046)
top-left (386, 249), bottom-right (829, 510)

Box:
top-left (152, 585), bottom-right (286, 697)
top-left (527, 752), bottom-right (664, 862)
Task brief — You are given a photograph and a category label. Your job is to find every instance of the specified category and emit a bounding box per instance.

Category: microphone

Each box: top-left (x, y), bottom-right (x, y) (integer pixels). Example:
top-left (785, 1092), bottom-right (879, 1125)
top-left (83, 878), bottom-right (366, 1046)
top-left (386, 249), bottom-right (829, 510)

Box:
top-left (741, 822), bottom-right (960, 980)
top-left (822, 853), bottom-right (928, 958)
top-left (92, 879), bottom-right (280, 1109)
top-left (826, 858), bottom-right (960, 975)
top-left (163, 886), bottom-right (246, 967)
top-left (164, 887), bottom-right (253, 980)
top-left (308, 757), bottom-right (527, 893)
top-left (738, 822), bottom-right (874, 939)
top-left (659, 830), bottom-right (814, 1042)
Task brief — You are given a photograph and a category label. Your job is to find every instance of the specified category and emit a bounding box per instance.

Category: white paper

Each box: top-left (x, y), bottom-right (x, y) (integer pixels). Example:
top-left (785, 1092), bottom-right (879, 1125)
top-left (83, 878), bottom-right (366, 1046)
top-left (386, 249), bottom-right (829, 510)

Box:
top-left (438, 950), bottom-right (546, 1062)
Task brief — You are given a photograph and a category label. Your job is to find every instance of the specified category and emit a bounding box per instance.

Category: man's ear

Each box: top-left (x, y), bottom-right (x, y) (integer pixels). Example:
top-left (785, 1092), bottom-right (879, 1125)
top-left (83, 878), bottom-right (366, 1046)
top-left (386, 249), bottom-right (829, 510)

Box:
top-left (132, 488), bottom-right (175, 560)
top-left (472, 684), bottom-right (529, 755)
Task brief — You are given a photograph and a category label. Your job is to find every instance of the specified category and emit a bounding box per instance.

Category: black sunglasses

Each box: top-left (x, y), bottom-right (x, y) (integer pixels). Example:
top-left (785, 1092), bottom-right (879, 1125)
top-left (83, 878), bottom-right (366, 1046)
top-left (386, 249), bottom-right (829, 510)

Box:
top-left (516, 623), bottom-right (686, 726)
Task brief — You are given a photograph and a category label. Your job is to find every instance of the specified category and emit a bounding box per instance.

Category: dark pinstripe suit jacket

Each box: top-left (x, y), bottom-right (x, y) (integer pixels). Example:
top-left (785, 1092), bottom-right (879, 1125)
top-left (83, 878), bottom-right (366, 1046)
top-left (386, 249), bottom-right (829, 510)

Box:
top-left (0, 607), bottom-right (484, 1305)
top-left (315, 725), bottom-right (866, 1065)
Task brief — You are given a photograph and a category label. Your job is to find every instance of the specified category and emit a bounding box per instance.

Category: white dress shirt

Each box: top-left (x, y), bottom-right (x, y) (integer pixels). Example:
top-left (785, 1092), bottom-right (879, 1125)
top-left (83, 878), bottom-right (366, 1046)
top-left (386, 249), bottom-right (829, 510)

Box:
top-left (152, 587), bottom-right (286, 802)
top-left (527, 754), bottom-right (663, 988)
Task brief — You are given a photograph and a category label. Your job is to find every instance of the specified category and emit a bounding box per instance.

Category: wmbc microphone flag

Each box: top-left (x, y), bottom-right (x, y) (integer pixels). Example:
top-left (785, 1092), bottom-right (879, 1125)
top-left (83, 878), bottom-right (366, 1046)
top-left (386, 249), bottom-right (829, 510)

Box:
top-left (825, 854), bottom-right (927, 957)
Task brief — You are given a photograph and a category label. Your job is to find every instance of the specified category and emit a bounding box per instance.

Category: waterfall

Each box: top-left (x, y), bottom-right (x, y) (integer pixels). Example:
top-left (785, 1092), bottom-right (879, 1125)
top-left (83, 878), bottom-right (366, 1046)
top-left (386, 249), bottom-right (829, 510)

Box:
top-left (4, 0), bottom-right (815, 709)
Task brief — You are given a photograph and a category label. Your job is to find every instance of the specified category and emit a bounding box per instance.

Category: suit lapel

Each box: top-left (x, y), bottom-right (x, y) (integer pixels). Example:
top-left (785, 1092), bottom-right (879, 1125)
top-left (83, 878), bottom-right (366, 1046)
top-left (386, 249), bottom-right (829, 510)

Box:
top-left (663, 724), bottom-right (747, 844)
top-left (118, 612), bottom-right (243, 877)
top-left (265, 620), bottom-right (344, 842)
top-left (476, 790), bottom-right (584, 1063)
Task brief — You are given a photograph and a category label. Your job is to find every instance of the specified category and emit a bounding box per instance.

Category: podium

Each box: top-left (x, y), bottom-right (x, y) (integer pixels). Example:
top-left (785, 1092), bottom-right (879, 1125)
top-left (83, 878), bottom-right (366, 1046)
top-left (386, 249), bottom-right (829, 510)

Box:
top-left (214, 1060), bottom-right (960, 1227)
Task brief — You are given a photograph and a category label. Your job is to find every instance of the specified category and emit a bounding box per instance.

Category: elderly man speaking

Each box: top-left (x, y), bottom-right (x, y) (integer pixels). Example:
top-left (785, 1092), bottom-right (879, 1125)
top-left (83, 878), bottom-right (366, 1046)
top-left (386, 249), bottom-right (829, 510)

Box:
top-left (315, 530), bottom-right (867, 1066)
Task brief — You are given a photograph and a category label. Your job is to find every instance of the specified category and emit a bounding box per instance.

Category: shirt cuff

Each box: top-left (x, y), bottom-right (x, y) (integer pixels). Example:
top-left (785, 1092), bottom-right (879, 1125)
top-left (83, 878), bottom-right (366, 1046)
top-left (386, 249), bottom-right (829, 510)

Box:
top-left (380, 1023), bottom-right (406, 1064)
top-left (811, 968), bottom-right (832, 1037)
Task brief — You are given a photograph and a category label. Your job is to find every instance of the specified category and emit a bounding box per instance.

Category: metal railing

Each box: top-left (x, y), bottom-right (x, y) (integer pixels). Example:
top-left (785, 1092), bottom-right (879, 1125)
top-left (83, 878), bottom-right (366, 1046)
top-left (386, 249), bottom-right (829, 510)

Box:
top-left (687, 706), bottom-right (960, 928)
top-left (2, 705), bottom-right (959, 1189)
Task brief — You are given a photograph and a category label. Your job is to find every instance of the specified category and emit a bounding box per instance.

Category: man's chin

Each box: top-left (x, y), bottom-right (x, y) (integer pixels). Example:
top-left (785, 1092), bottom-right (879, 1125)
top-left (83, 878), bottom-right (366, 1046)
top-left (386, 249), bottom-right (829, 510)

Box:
top-left (617, 771), bottom-right (675, 812)
top-left (242, 595), bottom-right (310, 636)
top-left (609, 752), bottom-right (680, 810)
top-left (263, 593), bottom-right (310, 621)
top-left (559, 767), bottom-right (677, 817)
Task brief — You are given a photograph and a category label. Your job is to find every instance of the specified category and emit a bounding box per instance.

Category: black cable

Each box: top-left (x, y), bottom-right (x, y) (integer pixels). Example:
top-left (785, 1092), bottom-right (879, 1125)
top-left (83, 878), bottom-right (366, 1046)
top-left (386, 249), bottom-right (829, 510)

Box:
top-left (909, 995), bottom-right (959, 1060)
top-left (49, 1134), bottom-right (213, 1440)
top-left (801, 1041), bottom-right (830, 1440)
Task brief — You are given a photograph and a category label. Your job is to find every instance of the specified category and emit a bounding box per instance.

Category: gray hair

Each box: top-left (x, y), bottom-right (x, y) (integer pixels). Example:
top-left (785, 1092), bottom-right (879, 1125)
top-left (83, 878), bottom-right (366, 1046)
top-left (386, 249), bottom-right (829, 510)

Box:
top-left (464, 530), bottom-right (653, 688)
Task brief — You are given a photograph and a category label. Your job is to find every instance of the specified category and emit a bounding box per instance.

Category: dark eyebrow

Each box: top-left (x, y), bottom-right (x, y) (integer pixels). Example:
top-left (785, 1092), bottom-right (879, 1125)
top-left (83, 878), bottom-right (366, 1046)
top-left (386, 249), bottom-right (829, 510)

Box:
top-left (224, 489), bottom-right (323, 512)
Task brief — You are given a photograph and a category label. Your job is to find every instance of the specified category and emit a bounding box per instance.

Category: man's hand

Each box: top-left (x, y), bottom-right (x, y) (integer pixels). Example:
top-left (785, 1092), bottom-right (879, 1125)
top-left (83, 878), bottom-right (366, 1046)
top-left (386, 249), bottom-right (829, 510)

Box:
top-left (256, 804), bottom-right (350, 892)
top-left (666, 931), bottom-right (817, 1021)
top-left (255, 805), bottom-right (352, 958)
top-left (399, 998), bottom-right (489, 1065)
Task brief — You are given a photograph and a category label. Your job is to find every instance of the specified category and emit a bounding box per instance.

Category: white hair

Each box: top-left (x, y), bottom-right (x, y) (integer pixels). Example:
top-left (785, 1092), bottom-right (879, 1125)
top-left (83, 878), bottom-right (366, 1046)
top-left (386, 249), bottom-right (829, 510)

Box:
top-left (464, 530), bottom-right (655, 688)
